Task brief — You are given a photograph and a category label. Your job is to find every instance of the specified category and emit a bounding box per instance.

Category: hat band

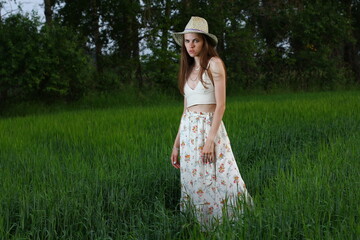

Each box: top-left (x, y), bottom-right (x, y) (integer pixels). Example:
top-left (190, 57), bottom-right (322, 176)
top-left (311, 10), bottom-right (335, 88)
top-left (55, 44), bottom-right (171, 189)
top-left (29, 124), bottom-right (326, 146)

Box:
top-left (184, 28), bottom-right (207, 33)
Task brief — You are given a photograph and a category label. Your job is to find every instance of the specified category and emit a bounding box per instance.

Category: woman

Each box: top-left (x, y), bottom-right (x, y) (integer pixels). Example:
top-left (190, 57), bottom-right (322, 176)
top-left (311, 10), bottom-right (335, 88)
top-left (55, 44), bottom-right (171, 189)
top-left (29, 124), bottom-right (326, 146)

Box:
top-left (170, 16), bottom-right (253, 229)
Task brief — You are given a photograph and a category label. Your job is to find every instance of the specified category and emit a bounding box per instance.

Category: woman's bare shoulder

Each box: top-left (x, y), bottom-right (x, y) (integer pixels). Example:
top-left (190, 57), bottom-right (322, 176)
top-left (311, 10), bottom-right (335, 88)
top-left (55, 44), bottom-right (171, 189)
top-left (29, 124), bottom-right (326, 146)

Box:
top-left (208, 57), bottom-right (225, 73)
top-left (209, 56), bottom-right (223, 64)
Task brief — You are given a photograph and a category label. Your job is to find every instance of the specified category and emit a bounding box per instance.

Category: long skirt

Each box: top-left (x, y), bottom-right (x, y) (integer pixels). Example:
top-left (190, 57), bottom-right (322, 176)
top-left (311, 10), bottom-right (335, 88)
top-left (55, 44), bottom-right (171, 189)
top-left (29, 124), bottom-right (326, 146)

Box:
top-left (179, 110), bottom-right (253, 229)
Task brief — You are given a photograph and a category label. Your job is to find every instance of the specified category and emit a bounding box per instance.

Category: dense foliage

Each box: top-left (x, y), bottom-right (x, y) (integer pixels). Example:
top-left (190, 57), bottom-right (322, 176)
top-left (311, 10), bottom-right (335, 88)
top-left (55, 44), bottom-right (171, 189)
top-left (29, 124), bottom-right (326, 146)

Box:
top-left (0, 0), bottom-right (360, 103)
top-left (0, 13), bottom-right (93, 102)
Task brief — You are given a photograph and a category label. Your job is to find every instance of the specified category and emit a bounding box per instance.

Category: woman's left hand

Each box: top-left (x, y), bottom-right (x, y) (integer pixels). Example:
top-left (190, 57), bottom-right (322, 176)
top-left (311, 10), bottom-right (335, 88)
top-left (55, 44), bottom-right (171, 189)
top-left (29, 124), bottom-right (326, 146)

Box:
top-left (201, 139), bottom-right (215, 164)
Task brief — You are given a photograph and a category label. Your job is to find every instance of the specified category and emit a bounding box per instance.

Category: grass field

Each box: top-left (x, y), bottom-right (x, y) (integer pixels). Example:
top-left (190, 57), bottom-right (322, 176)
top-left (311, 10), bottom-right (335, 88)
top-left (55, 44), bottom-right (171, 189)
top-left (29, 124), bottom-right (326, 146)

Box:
top-left (0, 91), bottom-right (359, 239)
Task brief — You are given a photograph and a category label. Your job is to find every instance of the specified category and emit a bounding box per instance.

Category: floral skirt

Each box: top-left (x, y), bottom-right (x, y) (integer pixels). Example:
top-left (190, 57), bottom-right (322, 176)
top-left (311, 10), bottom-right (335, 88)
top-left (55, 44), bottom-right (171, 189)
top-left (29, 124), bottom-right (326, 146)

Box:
top-left (179, 110), bottom-right (253, 229)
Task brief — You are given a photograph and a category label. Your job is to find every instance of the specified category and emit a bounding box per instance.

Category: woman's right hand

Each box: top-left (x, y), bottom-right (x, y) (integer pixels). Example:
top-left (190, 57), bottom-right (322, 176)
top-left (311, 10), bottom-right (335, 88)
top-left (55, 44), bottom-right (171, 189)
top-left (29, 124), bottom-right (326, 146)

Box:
top-left (171, 147), bottom-right (180, 169)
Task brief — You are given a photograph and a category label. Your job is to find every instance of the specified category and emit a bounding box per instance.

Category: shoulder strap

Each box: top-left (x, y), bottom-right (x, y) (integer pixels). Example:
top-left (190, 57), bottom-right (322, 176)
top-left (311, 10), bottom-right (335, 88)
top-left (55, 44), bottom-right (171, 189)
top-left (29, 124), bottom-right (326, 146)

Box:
top-left (205, 57), bottom-right (214, 86)
top-left (206, 57), bottom-right (214, 69)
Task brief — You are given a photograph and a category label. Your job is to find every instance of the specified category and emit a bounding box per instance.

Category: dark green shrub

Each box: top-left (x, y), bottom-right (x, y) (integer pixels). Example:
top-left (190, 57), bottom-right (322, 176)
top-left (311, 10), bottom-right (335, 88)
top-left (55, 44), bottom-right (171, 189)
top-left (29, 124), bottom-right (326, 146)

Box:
top-left (0, 14), bottom-right (94, 103)
top-left (0, 14), bottom-right (42, 101)
top-left (38, 24), bottom-right (94, 101)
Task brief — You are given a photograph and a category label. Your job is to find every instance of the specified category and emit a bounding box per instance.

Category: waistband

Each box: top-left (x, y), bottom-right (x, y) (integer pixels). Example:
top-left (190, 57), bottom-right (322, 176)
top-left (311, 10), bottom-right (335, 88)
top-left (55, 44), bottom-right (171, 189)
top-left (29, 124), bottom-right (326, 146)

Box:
top-left (184, 109), bottom-right (214, 117)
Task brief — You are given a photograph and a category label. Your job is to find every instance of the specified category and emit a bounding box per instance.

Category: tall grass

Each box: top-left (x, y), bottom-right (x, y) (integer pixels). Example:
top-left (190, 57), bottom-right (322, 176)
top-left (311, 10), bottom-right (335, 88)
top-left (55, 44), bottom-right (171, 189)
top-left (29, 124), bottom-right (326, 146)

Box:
top-left (0, 91), bottom-right (359, 239)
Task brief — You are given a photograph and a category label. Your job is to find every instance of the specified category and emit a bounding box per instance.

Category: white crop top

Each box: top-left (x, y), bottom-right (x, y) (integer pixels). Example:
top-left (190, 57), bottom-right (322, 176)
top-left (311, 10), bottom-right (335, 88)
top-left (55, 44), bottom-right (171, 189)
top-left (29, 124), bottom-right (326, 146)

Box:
top-left (184, 70), bottom-right (216, 107)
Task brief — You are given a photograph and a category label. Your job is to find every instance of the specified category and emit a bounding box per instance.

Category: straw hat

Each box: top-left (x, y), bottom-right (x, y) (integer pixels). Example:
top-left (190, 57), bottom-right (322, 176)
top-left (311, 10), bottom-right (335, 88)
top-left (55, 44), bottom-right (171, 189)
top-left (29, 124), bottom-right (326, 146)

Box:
top-left (172, 16), bottom-right (218, 46)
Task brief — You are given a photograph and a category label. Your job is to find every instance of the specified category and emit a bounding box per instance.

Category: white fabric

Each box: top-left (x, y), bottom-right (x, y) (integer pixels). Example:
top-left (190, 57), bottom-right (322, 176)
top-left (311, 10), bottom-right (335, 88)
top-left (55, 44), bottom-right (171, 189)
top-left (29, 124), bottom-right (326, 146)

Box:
top-left (184, 71), bottom-right (216, 108)
top-left (179, 110), bottom-right (253, 229)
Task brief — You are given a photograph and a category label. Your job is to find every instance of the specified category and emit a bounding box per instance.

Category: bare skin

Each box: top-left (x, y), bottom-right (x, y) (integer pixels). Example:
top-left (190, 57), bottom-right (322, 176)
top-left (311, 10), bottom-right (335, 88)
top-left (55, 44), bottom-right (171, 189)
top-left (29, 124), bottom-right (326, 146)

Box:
top-left (171, 33), bottom-right (226, 169)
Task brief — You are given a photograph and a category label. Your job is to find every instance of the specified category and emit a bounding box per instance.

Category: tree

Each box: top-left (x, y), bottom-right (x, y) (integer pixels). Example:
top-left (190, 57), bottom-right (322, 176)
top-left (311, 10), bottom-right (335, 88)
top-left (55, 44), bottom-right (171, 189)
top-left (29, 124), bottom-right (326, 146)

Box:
top-left (54, 0), bottom-right (104, 74)
top-left (342, 0), bottom-right (360, 83)
top-left (0, 14), bottom-right (93, 102)
top-left (44, 0), bottom-right (55, 25)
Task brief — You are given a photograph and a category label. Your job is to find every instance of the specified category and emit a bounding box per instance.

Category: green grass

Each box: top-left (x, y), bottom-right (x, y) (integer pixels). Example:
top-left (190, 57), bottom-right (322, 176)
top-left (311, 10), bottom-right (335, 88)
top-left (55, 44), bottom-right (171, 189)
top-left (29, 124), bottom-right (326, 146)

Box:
top-left (0, 90), bottom-right (359, 239)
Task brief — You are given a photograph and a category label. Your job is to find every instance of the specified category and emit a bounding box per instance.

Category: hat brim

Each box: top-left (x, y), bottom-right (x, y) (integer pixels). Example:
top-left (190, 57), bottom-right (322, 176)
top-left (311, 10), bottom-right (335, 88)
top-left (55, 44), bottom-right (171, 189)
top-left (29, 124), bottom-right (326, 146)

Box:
top-left (172, 30), bottom-right (218, 47)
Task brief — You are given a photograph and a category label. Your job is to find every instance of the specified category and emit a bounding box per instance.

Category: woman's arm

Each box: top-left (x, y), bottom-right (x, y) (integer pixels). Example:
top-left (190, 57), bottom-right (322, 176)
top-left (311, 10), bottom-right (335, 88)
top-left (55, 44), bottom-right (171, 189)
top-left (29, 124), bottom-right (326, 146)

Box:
top-left (171, 97), bottom-right (187, 169)
top-left (202, 57), bottom-right (226, 163)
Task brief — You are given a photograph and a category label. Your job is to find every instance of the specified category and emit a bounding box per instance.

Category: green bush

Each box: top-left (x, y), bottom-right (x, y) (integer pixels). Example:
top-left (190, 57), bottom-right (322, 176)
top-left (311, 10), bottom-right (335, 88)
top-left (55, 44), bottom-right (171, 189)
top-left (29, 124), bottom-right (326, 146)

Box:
top-left (0, 14), bottom-right (94, 103)
top-left (141, 48), bottom-right (178, 91)
top-left (287, 1), bottom-right (354, 90)
top-left (0, 14), bottom-right (42, 101)
top-left (38, 24), bottom-right (94, 101)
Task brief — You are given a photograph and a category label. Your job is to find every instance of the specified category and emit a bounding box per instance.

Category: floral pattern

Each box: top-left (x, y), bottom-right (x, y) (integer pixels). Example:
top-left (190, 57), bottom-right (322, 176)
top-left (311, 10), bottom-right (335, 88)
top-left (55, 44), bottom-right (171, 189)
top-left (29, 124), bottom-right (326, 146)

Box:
top-left (179, 110), bottom-right (253, 229)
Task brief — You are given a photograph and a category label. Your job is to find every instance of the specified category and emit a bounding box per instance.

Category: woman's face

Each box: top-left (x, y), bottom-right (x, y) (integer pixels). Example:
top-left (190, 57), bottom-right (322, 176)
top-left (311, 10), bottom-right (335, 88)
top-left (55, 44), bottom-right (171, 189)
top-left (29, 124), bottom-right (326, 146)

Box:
top-left (184, 33), bottom-right (204, 57)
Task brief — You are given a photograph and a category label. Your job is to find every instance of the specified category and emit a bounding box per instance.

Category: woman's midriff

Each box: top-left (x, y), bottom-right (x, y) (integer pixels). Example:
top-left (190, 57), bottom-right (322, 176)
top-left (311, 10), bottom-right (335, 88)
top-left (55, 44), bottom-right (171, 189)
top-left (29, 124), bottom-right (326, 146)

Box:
top-left (187, 104), bottom-right (216, 113)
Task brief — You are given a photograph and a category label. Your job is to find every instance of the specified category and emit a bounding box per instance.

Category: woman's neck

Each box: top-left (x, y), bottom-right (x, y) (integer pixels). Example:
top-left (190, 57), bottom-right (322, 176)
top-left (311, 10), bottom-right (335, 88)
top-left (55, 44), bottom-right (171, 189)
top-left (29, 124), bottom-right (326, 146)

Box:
top-left (194, 56), bottom-right (200, 68)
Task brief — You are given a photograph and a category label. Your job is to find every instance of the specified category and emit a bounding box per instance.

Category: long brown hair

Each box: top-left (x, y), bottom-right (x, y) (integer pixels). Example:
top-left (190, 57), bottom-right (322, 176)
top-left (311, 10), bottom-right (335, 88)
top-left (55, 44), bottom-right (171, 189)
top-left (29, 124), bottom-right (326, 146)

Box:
top-left (178, 34), bottom-right (225, 95)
